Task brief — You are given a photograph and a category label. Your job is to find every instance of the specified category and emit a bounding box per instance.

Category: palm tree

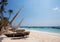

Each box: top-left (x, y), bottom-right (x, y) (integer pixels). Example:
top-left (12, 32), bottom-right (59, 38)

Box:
top-left (8, 9), bottom-right (13, 20)
top-left (0, 0), bottom-right (8, 18)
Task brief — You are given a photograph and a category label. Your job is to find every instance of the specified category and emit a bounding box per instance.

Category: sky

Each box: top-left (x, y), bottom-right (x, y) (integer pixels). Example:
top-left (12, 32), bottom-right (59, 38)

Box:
top-left (5, 0), bottom-right (60, 26)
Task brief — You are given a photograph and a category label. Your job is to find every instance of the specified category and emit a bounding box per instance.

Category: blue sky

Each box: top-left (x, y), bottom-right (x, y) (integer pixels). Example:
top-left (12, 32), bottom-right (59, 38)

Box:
top-left (6, 0), bottom-right (60, 26)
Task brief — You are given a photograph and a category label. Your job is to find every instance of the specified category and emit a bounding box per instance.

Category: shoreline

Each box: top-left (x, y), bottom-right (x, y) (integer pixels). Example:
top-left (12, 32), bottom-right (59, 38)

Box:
top-left (24, 29), bottom-right (60, 36)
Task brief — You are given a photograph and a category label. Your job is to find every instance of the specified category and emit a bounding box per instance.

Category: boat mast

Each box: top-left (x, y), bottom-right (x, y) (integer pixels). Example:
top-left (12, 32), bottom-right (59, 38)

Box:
top-left (10, 8), bottom-right (23, 24)
top-left (17, 18), bottom-right (24, 28)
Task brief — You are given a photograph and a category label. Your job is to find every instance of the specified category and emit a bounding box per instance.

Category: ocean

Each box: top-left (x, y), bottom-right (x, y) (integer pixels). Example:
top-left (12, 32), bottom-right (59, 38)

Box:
top-left (21, 27), bottom-right (60, 34)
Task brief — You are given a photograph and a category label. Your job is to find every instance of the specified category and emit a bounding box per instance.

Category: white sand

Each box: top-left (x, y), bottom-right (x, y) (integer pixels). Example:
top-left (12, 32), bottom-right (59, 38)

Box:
top-left (1, 30), bottom-right (60, 42)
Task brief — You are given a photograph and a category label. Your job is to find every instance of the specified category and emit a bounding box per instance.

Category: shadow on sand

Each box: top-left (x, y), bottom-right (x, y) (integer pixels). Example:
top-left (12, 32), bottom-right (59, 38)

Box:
top-left (0, 37), bottom-right (3, 42)
top-left (11, 36), bottom-right (28, 40)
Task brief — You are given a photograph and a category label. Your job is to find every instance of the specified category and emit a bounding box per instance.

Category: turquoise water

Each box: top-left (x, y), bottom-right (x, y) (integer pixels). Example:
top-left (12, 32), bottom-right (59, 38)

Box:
top-left (21, 27), bottom-right (60, 34)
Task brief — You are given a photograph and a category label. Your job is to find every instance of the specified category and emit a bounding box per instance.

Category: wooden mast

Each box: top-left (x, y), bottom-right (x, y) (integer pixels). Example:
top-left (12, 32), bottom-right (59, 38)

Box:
top-left (17, 18), bottom-right (24, 28)
top-left (10, 8), bottom-right (23, 24)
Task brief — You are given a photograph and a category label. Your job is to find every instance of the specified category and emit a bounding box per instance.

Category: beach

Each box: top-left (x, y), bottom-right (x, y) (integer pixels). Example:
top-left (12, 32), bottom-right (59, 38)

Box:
top-left (1, 30), bottom-right (60, 42)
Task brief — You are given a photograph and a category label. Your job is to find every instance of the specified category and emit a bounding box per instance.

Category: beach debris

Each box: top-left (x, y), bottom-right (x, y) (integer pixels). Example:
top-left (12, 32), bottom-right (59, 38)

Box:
top-left (0, 0), bottom-right (30, 38)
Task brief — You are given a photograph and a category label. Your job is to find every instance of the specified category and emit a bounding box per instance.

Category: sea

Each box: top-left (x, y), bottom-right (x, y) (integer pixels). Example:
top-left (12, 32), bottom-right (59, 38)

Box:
top-left (21, 26), bottom-right (60, 34)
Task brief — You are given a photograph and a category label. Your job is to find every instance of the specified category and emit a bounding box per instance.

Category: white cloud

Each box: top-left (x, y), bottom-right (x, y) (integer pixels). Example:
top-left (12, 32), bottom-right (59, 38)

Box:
top-left (53, 7), bottom-right (59, 11)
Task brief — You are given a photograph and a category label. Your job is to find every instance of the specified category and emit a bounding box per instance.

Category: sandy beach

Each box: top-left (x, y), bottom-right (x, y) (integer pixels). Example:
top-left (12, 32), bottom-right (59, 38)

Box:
top-left (1, 30), bottom-right (60, 42)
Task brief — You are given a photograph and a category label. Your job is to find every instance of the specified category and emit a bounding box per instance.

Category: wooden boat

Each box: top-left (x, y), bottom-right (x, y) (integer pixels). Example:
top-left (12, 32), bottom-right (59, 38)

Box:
top-left (4, 31), bottom-right (30, 37)
top-left (4, 33), bottom-right (24, 37)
